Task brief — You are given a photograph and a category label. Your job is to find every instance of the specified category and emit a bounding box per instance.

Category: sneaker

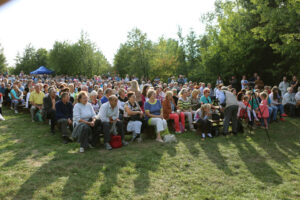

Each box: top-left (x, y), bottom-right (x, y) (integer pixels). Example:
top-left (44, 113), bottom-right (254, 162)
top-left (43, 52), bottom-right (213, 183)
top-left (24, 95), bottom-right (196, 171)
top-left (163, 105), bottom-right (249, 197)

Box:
top-left (10, 106), bottom-right (13, 110)
top-left (279, 118), bottom-right (285, 121)
top-left (0, 114), bottom-right (5, 121)
top-left (137, 137), bottom-right (143, 143)
top-left (105, 143), bottom-right (112, 150)
top-left (156, 138), bottom-right (164, 143)
top-left (175, 131), bottom-right (181, 134)
top-left (122, 140), bottom-right (129, 146)
top-left (14, 110), bottom-right (18, 114)
top-left (190, 128), bottom-right (197, 132)
top-left (281, 113), bottom-right (288, 117)
top-left (79, 147), bottom-right (84, 153)
top-left (207, 133), bottom-right (213, 138)
top-left (88, 143), bottom-right (95, 149)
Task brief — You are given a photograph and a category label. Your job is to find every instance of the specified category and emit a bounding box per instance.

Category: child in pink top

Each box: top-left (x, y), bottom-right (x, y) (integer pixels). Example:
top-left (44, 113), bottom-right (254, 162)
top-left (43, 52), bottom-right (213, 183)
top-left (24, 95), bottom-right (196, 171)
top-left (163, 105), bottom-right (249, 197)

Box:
top-left (257, 92), bottom-right (270, 129)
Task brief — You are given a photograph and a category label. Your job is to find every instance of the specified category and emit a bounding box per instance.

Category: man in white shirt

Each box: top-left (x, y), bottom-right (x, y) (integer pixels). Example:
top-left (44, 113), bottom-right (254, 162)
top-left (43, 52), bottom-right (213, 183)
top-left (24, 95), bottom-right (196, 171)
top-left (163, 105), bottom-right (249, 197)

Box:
top-left (282, 87), bottom-right (296, 117)
top-left (97, 95), bottom-right (128, 150)
top-left (278, 76), bottom-right (289, 96)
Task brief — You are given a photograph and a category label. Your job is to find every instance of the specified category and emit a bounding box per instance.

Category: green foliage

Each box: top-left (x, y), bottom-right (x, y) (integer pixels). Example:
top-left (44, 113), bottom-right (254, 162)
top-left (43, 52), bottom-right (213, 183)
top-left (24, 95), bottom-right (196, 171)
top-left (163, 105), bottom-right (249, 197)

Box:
top-left (0, 44), bottom-right (7, 73)
top-left (114, 28), bottom-right (153, 79)
top-left (48, 32), bottom-right (111, 76)
top-left (14, 44), bottom-right (48, 74)
top-left (114, 1), bottom-right (299, 85)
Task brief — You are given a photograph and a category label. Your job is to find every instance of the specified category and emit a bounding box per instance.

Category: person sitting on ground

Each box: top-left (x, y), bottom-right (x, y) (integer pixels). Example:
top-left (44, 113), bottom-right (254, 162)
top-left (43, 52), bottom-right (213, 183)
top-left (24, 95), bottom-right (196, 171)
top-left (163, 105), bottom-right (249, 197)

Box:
top-left (101, 88), bottom-right (112, 104)
top-left (194, 104), bottom-right (213, 140)
top-left (55, 92), bottom-right (73, 144)
top-left (29, 84), bottom-right (45, 122)
top-left (89, 90), bottom-right (101, 114)
top-left (124, 91), bottom-right (143, 142)
top-left (177, 88), bottom-right (196, 132)
top-left (219, 86), bottom-right (239, 135)
top-left (97, 95), bottom-right (128, 150)
top-left (163, 91), bottom-right (185, 134)
top-left (282, 87), bottom-right (296, 117)
top-left (43, 87), bottom-right (59, 133)
top-left (144, 89), bottom-right (167, 142)
top-left (72, 91), bottom-right (99, 153)
top-left (10, 83), bottom-right (24, 114)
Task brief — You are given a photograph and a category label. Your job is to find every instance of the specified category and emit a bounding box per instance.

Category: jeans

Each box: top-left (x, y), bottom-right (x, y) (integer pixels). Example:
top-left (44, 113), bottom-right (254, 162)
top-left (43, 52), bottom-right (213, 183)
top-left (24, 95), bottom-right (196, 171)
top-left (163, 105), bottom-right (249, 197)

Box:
top-left (102, 121), bottom-right (124, 143)
top-left (57, 118), bottom-right (73, 137)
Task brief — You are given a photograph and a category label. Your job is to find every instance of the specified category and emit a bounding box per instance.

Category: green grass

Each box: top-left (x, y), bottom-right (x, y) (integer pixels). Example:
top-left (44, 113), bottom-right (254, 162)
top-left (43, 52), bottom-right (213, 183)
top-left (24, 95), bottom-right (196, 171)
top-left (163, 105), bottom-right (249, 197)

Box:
top-left (0, 107), bottom-right (300, 200)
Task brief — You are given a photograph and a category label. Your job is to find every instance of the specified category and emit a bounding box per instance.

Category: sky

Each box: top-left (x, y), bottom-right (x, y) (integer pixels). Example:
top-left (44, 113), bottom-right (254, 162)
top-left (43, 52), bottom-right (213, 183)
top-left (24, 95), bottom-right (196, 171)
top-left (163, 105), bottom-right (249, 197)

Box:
top-left (0, 0), bottom-right (215, 67)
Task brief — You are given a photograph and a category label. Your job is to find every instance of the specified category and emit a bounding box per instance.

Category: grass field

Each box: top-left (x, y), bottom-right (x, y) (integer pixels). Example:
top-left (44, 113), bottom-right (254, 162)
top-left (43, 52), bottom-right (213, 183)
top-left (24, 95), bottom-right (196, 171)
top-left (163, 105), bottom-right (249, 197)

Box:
top-left (0, 107), bottom-right (299, 200)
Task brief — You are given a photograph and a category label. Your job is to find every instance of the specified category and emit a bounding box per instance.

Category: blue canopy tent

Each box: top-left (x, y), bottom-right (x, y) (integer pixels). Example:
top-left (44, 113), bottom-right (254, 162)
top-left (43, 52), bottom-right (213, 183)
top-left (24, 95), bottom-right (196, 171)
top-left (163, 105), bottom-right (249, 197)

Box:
top-left (30, 66), bottom-right (54, 75)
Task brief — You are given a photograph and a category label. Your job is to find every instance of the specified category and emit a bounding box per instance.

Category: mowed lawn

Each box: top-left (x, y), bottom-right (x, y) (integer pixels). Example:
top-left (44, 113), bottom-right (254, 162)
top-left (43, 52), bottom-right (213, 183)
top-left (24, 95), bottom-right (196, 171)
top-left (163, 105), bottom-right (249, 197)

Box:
top-left (0, 108), bottom-right (299, 200)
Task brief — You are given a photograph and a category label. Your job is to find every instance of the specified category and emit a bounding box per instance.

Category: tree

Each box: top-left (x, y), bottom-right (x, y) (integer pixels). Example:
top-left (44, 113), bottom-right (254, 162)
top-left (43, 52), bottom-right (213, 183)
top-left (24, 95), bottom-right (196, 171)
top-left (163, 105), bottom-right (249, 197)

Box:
top-left (14, 44), bottom-right (49, 74)
top-left (48, 32), bottom-right (111, 76)
top-left (0, 44), bottom-right (7, 73)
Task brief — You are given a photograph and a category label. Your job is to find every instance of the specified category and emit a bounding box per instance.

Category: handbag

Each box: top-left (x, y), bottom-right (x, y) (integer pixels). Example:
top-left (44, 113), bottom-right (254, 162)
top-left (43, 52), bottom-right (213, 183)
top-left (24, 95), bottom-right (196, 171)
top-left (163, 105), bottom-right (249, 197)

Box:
top-left (129, 114), bottom-right (142, 121)
top-left (110, 135), bottom-right (122, 148)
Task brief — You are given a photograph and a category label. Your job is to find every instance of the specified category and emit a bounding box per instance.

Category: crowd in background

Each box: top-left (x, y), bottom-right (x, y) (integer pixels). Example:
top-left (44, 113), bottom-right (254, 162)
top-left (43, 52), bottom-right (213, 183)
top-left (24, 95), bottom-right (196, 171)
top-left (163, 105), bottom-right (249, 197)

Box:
top-left (0, 72), bottom-right (299, 152)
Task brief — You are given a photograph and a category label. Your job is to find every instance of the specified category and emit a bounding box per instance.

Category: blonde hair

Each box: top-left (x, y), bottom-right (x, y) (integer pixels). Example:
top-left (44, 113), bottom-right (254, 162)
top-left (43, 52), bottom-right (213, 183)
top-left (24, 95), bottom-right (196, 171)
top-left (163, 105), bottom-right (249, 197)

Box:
top-left (260, 92), bottom-right (268, 100)
top-left (200, 103), bottom-right (211, 118)
top-left (191, 89), bottom-right (199, 97)
top-left (165, 91), bottom-right (173, 99)
top-left (130, 80), bottom-right (140, 92)
top-left (179, 88), bottom-right (188, 97)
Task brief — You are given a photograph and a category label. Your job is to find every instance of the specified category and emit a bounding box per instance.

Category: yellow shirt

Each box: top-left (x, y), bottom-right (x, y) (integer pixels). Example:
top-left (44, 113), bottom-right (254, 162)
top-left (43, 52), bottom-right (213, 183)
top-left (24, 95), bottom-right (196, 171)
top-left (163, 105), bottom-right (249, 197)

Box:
top-left (29, 91), bottom-right (45, 105)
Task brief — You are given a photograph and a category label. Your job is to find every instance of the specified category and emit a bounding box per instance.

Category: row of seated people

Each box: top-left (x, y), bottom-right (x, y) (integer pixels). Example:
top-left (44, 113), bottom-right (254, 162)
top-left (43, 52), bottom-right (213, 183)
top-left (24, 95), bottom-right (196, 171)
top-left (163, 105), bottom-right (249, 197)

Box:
top-left (1, 81), bottom-right (300, 153)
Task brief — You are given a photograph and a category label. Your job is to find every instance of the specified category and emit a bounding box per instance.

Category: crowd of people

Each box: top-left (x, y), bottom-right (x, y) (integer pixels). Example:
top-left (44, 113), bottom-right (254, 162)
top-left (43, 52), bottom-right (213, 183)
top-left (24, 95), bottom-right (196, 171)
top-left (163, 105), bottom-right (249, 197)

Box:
top-left (0, 72), bottom-right (299, 153)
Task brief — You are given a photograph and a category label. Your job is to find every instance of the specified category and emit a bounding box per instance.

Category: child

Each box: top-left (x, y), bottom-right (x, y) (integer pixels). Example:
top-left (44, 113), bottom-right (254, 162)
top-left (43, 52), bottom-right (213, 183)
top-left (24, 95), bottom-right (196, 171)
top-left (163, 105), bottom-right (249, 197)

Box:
top-left (0, 93), bottom-right (4, 120)
top-left (243, 95), bottom-right (259, 121)
top-left (258, 92), bottom-right (270, 129)
top-left (194, 104), bottom-right (213, 140)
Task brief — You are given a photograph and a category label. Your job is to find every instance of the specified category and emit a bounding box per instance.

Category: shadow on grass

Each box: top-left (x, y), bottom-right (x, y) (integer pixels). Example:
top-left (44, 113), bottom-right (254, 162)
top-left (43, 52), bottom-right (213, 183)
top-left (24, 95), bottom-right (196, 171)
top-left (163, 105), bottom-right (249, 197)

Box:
top-left (231, 138), bottom-right (283, 185)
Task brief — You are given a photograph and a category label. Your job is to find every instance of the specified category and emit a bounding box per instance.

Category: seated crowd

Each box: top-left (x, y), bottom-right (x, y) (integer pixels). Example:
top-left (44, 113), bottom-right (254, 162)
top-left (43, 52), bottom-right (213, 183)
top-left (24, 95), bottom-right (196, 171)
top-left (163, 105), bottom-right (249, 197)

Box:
top-left (0, 73), bottom-right (299, 152)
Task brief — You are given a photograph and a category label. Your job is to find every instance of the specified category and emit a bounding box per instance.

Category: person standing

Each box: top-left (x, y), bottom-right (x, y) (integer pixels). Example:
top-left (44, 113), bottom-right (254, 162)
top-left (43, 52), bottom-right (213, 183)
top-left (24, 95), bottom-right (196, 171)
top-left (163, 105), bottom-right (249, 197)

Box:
top-left (278, 76), bottom-right (289, 96)
top-left (241, 75), bottom-right (249, 90)
top-left (219, 87), bottom-right (239, 135)
top-left (290, 75), bottom-right (299, 94)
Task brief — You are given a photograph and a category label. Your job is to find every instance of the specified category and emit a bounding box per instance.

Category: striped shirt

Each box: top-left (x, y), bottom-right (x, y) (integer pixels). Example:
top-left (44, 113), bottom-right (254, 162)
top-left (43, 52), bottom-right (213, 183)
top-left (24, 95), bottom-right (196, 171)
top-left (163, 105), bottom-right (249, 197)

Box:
top-left (178, 97), bottom-right (191, 111)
